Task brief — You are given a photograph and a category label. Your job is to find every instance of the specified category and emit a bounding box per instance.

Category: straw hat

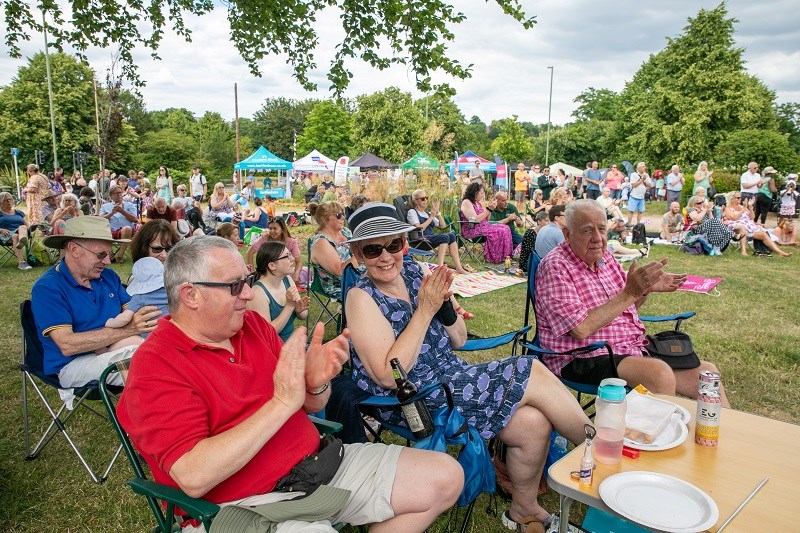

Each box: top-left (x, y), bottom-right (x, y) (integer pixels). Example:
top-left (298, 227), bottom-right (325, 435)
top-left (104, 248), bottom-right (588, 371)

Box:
top-left (762, 166), bottom-right (777, 175)
top-left (43, 216), bottom-right (130, 249)
top-left (345, 202), bottom-right (415, 243)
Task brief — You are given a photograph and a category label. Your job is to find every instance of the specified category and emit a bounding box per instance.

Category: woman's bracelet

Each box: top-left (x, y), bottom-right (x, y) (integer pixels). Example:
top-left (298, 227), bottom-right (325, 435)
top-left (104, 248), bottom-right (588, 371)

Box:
top-left (306, 381), bottom-right (330, 396)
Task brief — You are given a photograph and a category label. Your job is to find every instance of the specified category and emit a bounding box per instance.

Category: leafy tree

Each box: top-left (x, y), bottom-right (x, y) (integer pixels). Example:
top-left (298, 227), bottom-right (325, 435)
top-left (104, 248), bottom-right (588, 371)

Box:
top-left (490, 116), bottom-right (532, 163)
top-left (611, 4), bottom-right (777, 168)
top-left (776, 102), bottom-right (800, 154)
top-left (150, 108), bottom-right (197, 134)
top-left (531, 121), bottom-right (613, 167)
top-left (195, 112), bottom-right (236, 178)
top-left (2, 1), bottom-right (534, 95)
top-left (0, 52), bottom-right (96, 170)
top-left (351, 87), bottom-right (424, 163)
top-left (118, 89), bottom-right (153, 135)
top-left (465, 116), bottom-right (492, 157)
top-left (572, 87), bottom-right (620, 122)
top-left (134, 129), bottom-right (198, 178)
top-left (296, 100), bottom-right (352, 158)
top-left (414, 94), bottom-right (474, 157)
top-left (714, 129), bottom-right (800, 172)
top-left (251, 97), bottom-right (317, 160)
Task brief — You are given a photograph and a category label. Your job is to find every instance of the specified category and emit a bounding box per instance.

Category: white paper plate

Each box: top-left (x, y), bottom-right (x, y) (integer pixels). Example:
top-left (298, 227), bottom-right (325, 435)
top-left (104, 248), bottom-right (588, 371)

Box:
top-left (675, 403), bottom-right (691, 425)
top-left (624, 413), bottom-right (688, 451)
top-left (600, 472), bottom-right (719, 533)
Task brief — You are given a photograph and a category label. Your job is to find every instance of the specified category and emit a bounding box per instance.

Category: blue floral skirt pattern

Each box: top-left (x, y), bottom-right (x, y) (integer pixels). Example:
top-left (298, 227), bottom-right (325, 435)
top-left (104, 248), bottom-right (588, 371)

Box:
top-left (350, 261), bottom-right (533, 440)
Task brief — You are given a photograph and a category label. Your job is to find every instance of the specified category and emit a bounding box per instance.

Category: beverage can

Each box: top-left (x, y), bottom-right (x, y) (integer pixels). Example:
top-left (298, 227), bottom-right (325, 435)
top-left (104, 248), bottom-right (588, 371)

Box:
top-left (695, 390), bottom-right (721, 446)
top-left (698, 370), bottom-right (721, 394)
top-left (504, 256), bottom-right (511, 271)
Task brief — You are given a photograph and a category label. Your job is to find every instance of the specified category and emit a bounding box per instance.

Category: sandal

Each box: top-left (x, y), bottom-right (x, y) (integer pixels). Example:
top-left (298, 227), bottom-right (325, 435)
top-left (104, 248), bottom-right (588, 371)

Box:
top-left (462, 264), bottom-right (477, 273)
top-left (455, 305), bottom-right (475, 320)
top-left (501, 510), bottom-right (548, 533)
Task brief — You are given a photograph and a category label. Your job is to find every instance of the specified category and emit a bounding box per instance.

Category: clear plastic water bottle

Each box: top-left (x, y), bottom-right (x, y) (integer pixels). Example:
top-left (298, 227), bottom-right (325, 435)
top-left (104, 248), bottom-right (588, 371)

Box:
top-left (593, 378), bottom-right (627, 464)
top-left (548, 432), bottom-right (569, 464)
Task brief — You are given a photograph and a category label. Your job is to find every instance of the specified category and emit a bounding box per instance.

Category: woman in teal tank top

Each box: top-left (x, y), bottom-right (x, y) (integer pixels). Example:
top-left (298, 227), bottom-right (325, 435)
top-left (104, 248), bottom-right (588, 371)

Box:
top-left (247, 241), bottom-right (309, 342)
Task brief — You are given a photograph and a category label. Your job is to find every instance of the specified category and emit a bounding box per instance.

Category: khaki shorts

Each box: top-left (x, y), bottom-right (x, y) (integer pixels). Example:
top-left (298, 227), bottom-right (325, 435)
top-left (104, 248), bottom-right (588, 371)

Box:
top-left (184, 443), bottom-right (402, 533)
top-left (514, 190), bottom-right (526, 202)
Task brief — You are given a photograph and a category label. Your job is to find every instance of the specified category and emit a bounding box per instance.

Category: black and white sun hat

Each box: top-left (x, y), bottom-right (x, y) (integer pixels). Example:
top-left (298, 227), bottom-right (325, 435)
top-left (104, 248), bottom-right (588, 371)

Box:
top-left (345, 202), bottom-right (415, 243)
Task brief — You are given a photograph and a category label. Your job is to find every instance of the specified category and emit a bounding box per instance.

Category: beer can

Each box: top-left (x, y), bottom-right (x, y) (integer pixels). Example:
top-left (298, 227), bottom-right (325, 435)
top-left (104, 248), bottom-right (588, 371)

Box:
top-left (695, 390), bottom-right (721, 446)
top-left (698, 370), bottom-right (720, 394)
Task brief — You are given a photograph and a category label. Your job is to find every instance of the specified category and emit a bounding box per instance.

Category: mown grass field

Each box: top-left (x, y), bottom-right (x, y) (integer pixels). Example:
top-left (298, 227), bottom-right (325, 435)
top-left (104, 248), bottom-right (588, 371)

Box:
top-left (1, 201), bottom-right (797, 531)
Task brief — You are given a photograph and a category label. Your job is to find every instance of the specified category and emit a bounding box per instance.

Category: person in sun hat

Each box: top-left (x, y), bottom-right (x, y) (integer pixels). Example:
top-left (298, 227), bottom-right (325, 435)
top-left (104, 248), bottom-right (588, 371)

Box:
top-left (345, 202), bottom-right (592, 533)
top-left (31, 216), bottom-right (162, 387)
top-left (105, 257), bottom-right (169, 348)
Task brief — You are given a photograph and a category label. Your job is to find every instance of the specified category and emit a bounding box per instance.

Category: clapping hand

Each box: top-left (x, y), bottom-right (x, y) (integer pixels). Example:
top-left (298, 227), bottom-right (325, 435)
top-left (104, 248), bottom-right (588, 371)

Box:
top-left (304, 323), bottom-right (350, 391)
top-left (272, 328), bottom-right (308, 412)
top-left (418, 265), bottom-right (454, 317)
top-left (294, 295), bottom-right (309, 313)
top-left (623, 259), bottom-right (668, 300)
top-left (285, 287), bottom-right (301, 304)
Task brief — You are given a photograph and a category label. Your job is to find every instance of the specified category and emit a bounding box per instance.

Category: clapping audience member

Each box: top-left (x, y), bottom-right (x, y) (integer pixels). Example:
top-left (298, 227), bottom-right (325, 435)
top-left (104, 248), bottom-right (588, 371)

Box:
top-left (661, 202), bottom-right (685, 242)
top-left (724, 192), bottom-right (791, 257)
top-left (459, 183), bottom-right (513, 264)
top-left (309, 201), bottom-right (358, 300)
top-left (408, 189), bottom-right (472, 274)
top-left (100, 186), bottom-right (139, 263)
top-left (694, 161), bottom-right (714, 196)
top-left (687, 195), bottom-right (736, 255)
top-left (489, 190), bottom-right (525, 248)
top-left (596, 187), bottom-right (624, 220)
top-left (247, 217), bottom-right (303, 283)
top-left (239, 196), bottom-right (270, 238)
top-left (247, 241), bottom-right (309, 342)
top-left (50, 193), bottom-right (83, 235)
top-left (117, 236), bottom-right (462, 532)
top-left (535, 200), bottom-right (729, 406)
top-left (0, 191), bottom-right (32, 270)
top-left (345, 203), bottom-right (591, 532)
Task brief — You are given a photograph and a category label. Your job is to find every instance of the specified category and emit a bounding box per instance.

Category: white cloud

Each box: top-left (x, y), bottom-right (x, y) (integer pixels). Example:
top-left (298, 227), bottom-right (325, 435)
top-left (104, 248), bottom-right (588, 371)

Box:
top-left (0, 0), bottom-right (796, 124)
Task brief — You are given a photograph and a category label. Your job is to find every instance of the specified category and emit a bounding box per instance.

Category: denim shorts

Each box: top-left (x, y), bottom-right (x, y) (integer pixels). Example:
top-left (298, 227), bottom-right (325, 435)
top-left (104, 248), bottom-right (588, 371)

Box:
top-left (627, 197), bottom-right (645, 212)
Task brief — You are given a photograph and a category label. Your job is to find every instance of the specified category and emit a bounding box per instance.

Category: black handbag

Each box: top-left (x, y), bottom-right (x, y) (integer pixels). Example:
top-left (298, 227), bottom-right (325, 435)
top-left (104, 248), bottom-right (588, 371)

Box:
top-left (644, 330), bottom-right (701, 369)
top-left (274, 435), bottom-right (344, 493)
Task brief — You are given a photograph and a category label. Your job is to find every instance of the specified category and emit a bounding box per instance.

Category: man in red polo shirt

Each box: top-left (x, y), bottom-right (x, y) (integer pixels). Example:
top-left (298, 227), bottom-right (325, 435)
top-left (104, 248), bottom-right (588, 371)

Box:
top-left (534, 199), bottom-right (729, 406)
top-left (117, 236), bottom-right (462, 532)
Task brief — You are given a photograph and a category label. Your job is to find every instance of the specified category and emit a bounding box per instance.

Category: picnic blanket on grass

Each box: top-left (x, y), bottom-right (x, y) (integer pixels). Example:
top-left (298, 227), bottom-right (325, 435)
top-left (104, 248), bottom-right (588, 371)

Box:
top-left (426, 264), bottom-right (526, 297)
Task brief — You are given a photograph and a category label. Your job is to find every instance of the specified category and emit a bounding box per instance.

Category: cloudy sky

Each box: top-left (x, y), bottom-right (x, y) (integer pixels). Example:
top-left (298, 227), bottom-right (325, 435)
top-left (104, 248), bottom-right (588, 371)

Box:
top-left (0, 0), bottom-right (797, 126)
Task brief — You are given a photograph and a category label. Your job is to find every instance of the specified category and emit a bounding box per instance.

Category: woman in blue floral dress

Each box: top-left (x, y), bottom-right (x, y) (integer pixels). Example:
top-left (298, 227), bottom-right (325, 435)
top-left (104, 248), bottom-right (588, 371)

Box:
top-left (345, 203), bottom-right (591, 532)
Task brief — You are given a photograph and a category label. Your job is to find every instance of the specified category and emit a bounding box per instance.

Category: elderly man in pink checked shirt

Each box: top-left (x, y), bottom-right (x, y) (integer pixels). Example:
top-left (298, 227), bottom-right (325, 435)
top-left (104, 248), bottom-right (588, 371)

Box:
top-left (534, 200), bottom-right (729, 406)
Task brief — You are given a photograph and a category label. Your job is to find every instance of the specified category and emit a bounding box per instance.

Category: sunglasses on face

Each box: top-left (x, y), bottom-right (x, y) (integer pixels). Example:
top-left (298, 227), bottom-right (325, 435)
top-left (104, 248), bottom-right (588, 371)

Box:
top-left (149, 245), bottom-right (173, 254)
top-left (360, 237), bottom-right (404, 259)
top-left (73, 241), bottom-right (110, 261)
top-left (334, 212), bottom-right (345, 220)
top-left (189, 272), bottom-right (260, 296)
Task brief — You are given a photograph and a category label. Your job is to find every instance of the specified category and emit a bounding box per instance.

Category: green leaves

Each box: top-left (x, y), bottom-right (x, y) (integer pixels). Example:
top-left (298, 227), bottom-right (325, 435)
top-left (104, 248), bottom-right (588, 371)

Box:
top-left (1, 1), bottom-right (533, 94)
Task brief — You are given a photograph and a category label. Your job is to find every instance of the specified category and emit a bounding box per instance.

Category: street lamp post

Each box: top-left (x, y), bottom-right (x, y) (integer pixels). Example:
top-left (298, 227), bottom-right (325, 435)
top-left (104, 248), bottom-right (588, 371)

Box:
top-left (42, 10), bottom-right (58, 170)
top-left (545, 66), bottom-right (554, 167)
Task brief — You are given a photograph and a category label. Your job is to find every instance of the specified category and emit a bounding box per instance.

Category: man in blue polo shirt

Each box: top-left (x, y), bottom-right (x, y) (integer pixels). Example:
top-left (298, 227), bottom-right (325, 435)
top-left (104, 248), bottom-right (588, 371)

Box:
top-left (584, 160), bottom-right (602, 200)
top-left (32, 216), bottom-right (162, 387)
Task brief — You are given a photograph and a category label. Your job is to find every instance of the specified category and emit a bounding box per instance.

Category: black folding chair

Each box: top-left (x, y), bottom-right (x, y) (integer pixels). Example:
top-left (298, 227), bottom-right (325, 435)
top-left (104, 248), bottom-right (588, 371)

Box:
top-left (19, 299), bottom-right (124, 483)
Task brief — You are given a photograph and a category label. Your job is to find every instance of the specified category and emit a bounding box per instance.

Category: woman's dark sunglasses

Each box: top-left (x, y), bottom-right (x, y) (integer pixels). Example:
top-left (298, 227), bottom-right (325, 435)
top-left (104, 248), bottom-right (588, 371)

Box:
top-left (149, 245), bottom-right (173, 254)
top-left (334, 212), bottom-right (345, 219)
top-left (190, 272), bottom-right (260, 296)
top-left (361, 237), bottom-right (404, 259)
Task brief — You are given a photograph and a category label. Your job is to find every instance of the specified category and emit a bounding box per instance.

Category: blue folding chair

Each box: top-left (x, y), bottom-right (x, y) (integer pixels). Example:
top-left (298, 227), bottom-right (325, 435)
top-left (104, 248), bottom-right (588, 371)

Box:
top-left (19, 300), bottom-right (123, 483)
top-left (522, 252), bottom-right (696, 413)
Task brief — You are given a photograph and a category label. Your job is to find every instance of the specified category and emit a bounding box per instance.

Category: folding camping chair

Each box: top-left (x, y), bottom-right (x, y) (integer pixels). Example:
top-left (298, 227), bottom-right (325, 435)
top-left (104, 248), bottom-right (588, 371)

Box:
top-left (448, 214), bottom-right (486, 265)
top-left (19, 300), bottom-right (124, 483)
top-left (392, 195), bottom-right (436, 262)
top-left (306, 238), bottom-right (343, 336)
top-left (99, 362), bottom-right (344, 533)
top-left (522, 252), bottom-right (695, 414)
top-left (0, 239), bottom-right (17, 267)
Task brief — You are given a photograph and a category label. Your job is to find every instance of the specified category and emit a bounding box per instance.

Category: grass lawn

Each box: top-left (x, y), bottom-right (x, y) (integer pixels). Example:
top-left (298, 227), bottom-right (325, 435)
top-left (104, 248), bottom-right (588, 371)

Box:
top-left (1, 203), bottom-right (798, 531)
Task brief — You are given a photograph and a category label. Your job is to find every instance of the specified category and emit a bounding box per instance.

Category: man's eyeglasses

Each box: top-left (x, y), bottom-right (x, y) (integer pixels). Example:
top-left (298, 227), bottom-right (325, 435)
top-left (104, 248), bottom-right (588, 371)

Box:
top-left (73, 241), bottom-right (110, 261)
top-left (189, 272), bottom-right (260, 296)
top-left (149, 245), bottom-right (173, 254)
top-left (361, 237), bottom-right (404, 259)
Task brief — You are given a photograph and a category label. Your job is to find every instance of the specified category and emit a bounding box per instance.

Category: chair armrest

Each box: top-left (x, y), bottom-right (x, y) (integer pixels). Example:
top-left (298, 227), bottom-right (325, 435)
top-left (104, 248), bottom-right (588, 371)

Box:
top-left (459, 326), bottom-right (531, 352)
top-left (357, 381), bottom-right (445, 408)
top-left (128, 478), bottom-right (219, 521)
top-left (309, 416), bottom-right (343, 435)
top-left (639, 311), bottom-right (695, 322)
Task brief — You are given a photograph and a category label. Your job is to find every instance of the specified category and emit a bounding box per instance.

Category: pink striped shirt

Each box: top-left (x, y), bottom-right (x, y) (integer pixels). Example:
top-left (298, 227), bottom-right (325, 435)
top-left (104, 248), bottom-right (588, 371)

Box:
top-left (534, 242), bottom-right (646, 374)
